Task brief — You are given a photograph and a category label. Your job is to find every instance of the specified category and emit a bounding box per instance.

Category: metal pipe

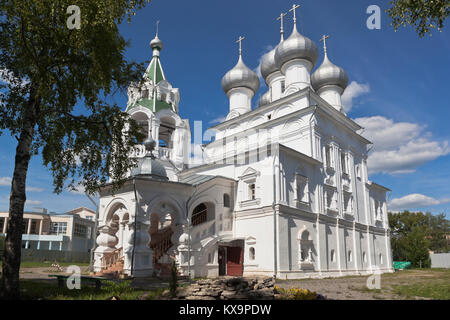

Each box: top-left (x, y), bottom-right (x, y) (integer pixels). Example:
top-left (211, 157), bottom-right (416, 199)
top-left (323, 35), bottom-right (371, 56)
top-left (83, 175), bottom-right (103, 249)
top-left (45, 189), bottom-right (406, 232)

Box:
top-left (131, 178), bottom-right (139, 277)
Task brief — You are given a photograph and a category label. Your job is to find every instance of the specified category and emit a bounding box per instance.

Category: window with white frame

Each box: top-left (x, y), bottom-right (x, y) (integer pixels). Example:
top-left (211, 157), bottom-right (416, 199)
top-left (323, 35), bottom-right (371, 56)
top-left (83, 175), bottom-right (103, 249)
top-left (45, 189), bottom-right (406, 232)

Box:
top-left (295, 174), bottom-right (309, 204)
top-left (325, 188), bottom-right (338, 211)
top-left (249, 247), bottom-right (255, 260)
top-left (341, 152), bottom-right (347, 174)
top-left (74, 223), bottom-right (87, 238)
top-left (248, 183), bottom-right (256, 200)
top-left (343, 193), bottom-right (353, 214)
top-left (325, 145), bottom-right (332, 168)
top-left (50, 222), bottom-right (67, 235)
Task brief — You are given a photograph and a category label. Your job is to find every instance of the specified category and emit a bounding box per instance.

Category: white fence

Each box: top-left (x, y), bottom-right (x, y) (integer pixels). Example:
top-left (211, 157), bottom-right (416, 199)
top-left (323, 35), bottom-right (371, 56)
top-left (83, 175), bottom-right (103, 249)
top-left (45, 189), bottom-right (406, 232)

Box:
top-left (430, 253), bottom-right (450, 268)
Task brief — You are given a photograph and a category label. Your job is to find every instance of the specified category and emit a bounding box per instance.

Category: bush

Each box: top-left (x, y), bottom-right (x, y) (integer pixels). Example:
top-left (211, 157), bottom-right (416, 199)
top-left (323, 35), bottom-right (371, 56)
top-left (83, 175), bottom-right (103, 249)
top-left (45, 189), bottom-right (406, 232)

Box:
top-left (274, 286), bottom-right (319, 300)
top-left (169, 260), bottom-right (178, 298)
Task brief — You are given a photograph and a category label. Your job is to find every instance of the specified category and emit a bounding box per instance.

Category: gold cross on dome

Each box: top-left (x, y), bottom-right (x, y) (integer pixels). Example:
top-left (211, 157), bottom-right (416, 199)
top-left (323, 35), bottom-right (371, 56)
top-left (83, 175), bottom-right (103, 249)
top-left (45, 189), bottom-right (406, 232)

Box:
top-left (236, 36), bottom-right (245, 56)
top-left (156, 20), bottom-right (160, 36)
top-left (289, 4), bottom-right (301, 24)
top-left (320, 34), bottom-right (330, 55)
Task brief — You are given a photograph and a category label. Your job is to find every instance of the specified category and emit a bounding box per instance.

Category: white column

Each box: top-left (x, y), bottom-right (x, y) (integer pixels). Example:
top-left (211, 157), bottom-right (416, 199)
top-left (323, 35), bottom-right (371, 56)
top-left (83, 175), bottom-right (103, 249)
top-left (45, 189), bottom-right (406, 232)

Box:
top-left (267, 72), bottom-right (284, 102)
top-left (2, 217), bottom-right (7, 233)
top-left (27, 219), bottom-right (32, 234)
top-left (38, 220), bottom-right (43, 235)
top-left (227, 87), bottom-right (253, 117)
top-left (281, 59), bottom-right (313, 93)
top-left (59, 241), bottom-right (63, 251)
top-left (49, 241), bottom-right (52, 250)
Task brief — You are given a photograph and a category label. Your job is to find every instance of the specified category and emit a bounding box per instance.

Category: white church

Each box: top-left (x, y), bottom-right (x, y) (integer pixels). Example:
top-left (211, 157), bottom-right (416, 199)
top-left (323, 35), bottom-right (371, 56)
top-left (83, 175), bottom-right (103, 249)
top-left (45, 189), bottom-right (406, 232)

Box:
top-left (94, 6), bottom-right (394, 279)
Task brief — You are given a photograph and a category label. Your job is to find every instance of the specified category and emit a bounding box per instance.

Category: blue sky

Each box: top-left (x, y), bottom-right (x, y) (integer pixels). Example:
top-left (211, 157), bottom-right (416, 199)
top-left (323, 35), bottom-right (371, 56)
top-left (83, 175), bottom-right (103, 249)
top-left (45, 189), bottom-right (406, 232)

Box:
top-left (0, 0), bottom-right (449, 215)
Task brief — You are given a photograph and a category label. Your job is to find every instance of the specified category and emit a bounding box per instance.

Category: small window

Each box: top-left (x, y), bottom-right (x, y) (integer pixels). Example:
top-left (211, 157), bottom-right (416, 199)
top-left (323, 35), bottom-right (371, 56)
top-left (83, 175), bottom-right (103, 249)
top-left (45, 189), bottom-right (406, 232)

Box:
top-left (341, 152), bottom-right (347, 173)
top-left (223, 194), bottom-right (231, 208)
top-left (249, 247), bottom-right (255, 260)
top-left (330, 250), bottom-right (335, 262)
top-left (325, 145), bottom-right (332, 168)
top-left (208, 252), bottom-right (213, 264)
top-left (192, 203), bottom-right (208, 226)
top-left (280, 80), bottom-right (285, 93)
top-left (363, 252), bottom-right (367, 263)
top-left (249, 184), bottom-right (256, 200)
top-left (379, 253), bottom-right (383, 265)
top-left (348, 250), bottom-right (352, 262)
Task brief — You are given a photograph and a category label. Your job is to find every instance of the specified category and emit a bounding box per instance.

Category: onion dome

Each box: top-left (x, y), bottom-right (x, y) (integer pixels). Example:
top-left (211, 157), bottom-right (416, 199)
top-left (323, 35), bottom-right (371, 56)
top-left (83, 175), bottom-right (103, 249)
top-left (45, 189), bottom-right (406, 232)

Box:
top-left (274, 25), bottom-right (318, 70)
top-left (150, 34), bottom-right (163, 51)
top-left (221, 55), bottom-right (260, 94)
top-left (311, 49), bottom-right (348, 92)
top-left (130, 138), bottom-right (168, 180)
top-left (260, 46), bottom-right (279, 83)
top-left (258, 90), bottom-right (271, 107)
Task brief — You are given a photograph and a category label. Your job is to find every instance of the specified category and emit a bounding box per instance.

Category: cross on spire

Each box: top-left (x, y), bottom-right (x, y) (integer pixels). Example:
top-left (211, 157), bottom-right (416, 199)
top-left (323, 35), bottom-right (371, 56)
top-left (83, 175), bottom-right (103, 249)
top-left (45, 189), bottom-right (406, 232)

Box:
top-left (320, 34), bottom-right (330, 55)
top-left (289, 4), bottom-right (301, 24)
top-left (277, 12), bottom-right (287, 40)
top-left (156, 20), bottom-right (160, 36)
top-left (236, 36), bottom-right (245, 56)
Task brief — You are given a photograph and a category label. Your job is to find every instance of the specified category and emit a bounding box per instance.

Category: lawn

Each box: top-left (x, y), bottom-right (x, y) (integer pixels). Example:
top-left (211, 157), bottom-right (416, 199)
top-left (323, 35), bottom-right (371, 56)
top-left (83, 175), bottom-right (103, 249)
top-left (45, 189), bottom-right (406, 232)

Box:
top-left (0, 261), bottom-right (90, 268)
top-left (14, 279), bottom-right (164, 300)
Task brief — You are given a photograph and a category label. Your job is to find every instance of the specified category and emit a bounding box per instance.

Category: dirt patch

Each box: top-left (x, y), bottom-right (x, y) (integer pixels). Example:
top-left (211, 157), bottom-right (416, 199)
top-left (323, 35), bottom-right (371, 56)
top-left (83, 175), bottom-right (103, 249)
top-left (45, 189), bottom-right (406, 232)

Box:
top-left (275, 269), bottom-right (449, 300)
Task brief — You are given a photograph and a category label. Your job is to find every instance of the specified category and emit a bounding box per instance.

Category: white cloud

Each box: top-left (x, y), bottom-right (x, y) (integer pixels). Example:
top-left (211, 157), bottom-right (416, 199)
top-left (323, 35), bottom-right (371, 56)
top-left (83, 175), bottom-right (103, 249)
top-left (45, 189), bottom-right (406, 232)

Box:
top-left (27, 187), bottom-right (44, 192)
top-left (0, 177), bottom-right (12, 186)
top-left (354, 116), bottom-right (450, 175)
top-left (209, 116), bottom-right (226, 125)
top-left (341, 81), bottom-right (370, 113)
top-left (388, 193), bottom-right (450, 211)
top-left (253, 45), bottom-right (275, 88)
top-left (0, 177), bottom-right (44, 192)
top-left (25, 199), bottom-right (42, 206)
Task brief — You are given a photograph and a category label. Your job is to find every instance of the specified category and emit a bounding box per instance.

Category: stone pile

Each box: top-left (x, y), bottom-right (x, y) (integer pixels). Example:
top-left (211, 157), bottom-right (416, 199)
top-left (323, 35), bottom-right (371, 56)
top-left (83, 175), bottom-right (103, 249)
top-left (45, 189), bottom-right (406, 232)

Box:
top-left (177, 277), bottom-right (275, 300)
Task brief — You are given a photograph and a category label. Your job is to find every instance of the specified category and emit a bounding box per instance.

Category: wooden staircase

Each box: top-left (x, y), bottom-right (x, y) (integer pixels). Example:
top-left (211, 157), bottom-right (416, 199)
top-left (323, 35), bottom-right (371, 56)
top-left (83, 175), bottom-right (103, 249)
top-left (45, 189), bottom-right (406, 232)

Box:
top-left (96, 247), bottom-right (125, 278)
top-left (150, 227), bottom-right (173, 264)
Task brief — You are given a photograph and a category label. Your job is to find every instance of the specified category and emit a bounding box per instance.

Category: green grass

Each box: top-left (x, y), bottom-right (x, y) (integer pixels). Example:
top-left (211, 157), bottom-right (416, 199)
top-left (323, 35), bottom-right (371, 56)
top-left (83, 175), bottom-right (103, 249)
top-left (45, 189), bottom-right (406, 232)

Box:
top-left (392, 282), bottom-right (450, 300)
top-left (16, 279), bottom-right (164, 300)
top-left (0, 261), bottom-right (90, 268)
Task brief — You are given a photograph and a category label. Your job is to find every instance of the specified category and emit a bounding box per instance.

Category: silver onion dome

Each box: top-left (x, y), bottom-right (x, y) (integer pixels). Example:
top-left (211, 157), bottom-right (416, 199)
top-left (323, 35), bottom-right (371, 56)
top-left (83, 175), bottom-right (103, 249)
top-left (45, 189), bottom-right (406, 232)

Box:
top-left (150, 34), bottom-right (163, 51)
top-left (311, 54), bottom-right (348, 92)
top-left (260, 46), bottom-right (279, 83)
top-left (274, 25), bottom-right (318, 70)
top-left (221, 55), bottom-right (260, 94)
top-left (258, 90), bottom-right (271, 107)
top-left (130, 138), bottom-right (168, 180)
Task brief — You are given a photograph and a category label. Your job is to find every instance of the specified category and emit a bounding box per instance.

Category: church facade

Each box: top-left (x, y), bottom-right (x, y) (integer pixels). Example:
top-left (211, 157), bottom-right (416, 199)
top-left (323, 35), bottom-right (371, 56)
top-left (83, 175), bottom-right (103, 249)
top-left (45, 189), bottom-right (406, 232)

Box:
top-left (93, 9), bottom-right (394, 279)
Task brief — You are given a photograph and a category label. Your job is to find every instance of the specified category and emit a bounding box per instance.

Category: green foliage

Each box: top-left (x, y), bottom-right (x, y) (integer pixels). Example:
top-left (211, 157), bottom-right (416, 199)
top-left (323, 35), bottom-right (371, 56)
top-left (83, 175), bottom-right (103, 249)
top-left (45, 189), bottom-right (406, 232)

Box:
top-left (389, 211), bottom-right (449, 267)
top-left (169, 260), bottom-right (178, 298)
top-left (0, 0), bottom-right (151, 194)
top-left (387, 0), bottom-right (450, 37)
top-left (103, 280), bottom-right (134, 298)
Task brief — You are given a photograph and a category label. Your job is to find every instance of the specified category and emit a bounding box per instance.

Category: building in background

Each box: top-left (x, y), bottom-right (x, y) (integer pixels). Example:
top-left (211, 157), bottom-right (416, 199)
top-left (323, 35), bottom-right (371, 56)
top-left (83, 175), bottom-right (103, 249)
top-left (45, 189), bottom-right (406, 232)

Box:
top-left (0, 207), bottom-right (95, 252)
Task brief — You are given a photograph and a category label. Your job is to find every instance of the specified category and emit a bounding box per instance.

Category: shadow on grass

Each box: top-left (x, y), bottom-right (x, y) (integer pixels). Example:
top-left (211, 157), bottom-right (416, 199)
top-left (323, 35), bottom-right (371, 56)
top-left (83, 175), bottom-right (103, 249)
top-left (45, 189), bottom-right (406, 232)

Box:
top-left (1, 278), bottom-right (164, 300)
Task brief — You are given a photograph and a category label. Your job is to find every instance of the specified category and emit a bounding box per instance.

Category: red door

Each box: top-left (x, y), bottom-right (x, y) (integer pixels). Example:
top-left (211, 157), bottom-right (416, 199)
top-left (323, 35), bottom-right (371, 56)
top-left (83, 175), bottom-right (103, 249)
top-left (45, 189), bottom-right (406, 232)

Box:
top-left (226, 247), bottom-right (243, 276)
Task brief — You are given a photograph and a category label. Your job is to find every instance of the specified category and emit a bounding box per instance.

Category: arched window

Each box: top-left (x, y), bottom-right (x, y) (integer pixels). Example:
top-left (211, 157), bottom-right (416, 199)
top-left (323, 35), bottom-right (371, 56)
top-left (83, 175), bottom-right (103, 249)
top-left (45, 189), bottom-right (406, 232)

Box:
top-left (348, 250), bottom-right (352, 262)
top-left (223, 194), bottom-right (231, 208)
top-left (192, 203), bottom-right (207, 226)
top-left (249, 247), bottom-right (255, 260)
top-left (379, 253), bottom-right (383, 265)
top-left (330, 250), bottom-right (335, 262)
top-left (363, 251), bottom-right (367, 264)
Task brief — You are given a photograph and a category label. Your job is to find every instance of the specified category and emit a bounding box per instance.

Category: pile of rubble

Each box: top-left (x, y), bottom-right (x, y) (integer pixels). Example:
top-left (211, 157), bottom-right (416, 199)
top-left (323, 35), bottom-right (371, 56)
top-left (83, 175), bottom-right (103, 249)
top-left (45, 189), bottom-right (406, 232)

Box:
top-left (176, 277), bottom-right (275, 300)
